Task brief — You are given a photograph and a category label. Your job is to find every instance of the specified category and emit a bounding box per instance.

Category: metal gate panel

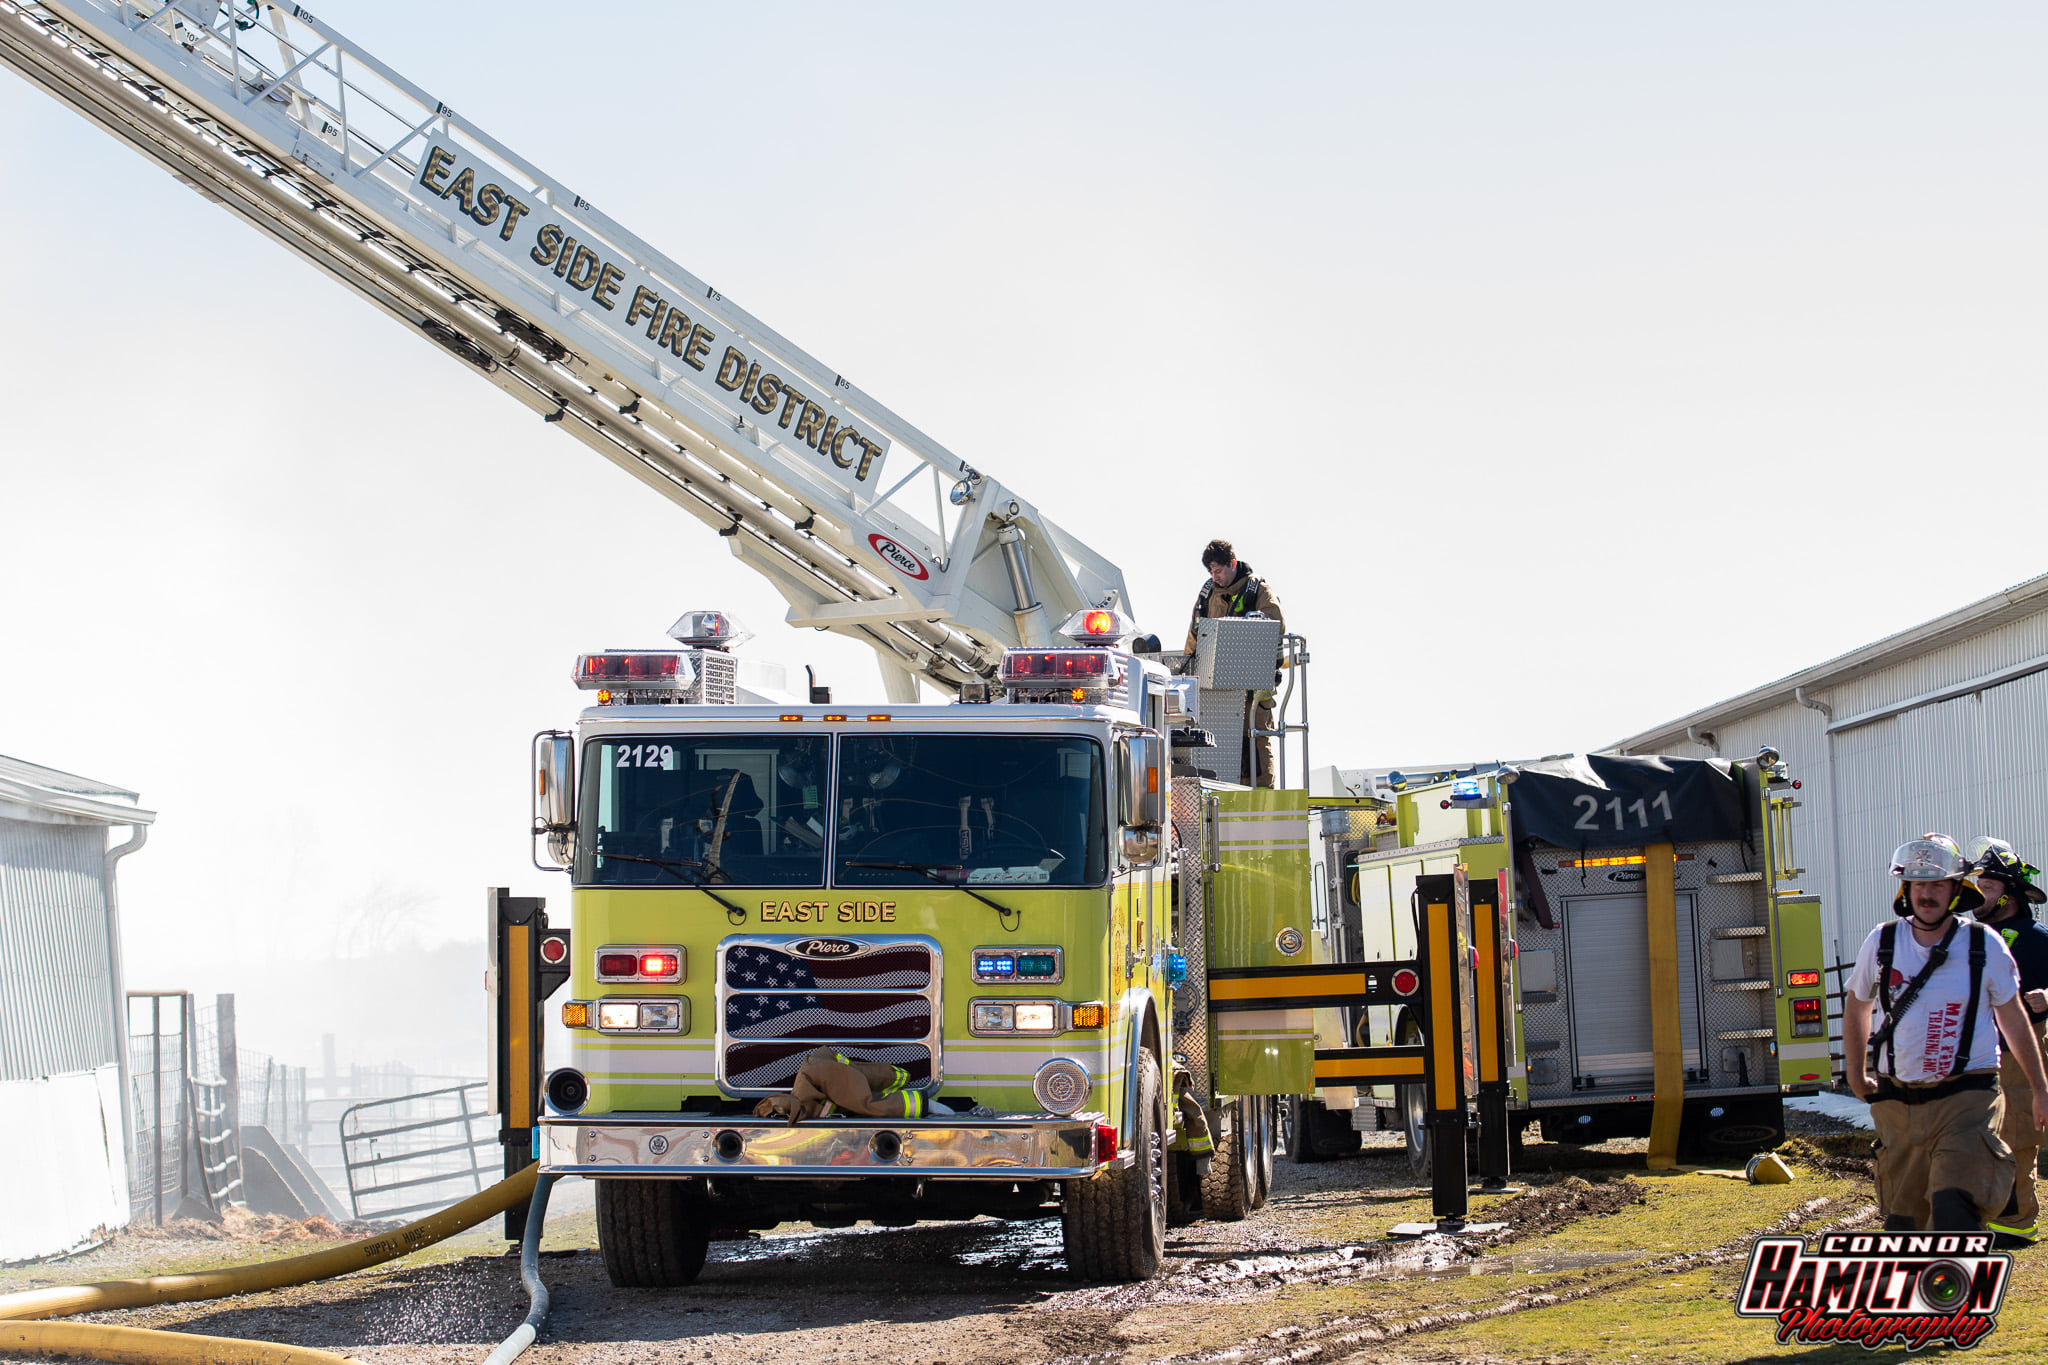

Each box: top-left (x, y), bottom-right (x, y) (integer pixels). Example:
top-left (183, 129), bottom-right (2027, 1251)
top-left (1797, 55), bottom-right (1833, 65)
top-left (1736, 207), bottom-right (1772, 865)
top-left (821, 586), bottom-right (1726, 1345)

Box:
top-left (1563, 891), bottom-right (1701, 1085)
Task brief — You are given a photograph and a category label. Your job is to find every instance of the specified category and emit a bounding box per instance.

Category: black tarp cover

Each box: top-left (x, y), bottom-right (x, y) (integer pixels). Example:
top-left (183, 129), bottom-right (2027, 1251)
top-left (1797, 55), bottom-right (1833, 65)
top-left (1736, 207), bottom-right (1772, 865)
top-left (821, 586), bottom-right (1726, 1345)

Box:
top-left (1506, 753), bottom-right (1748, 851)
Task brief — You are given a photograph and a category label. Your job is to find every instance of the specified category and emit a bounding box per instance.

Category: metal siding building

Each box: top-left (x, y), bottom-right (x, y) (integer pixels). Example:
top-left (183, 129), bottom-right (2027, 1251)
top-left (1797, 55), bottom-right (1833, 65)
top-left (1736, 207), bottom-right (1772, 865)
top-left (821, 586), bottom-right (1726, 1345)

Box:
top-left (0, 755), bottom-right (154, 1262)
top-left (1607, 574), bottom-right (2048, 965)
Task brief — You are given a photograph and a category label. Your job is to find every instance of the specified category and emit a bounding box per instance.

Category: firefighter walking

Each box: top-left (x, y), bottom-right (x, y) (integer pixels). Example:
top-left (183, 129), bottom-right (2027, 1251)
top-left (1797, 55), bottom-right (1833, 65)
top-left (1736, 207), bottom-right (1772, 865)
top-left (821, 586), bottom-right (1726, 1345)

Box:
top-left (1841, 835), bottom-right (2048, 1232)
top-left (1972, 837), bottom-right (2048, 1247)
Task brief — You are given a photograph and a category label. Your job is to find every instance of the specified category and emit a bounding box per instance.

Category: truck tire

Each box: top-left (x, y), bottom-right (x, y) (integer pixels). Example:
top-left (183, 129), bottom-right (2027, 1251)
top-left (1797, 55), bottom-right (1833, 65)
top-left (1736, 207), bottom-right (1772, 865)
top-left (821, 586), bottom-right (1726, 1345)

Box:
top-left (1249, 1096), bottom-right (1275, 1209)
top-left (1281, 1095), bottom-right (1310, 1163)
top-left (1283, 1096), bottom-right (1365, 1163)
top-left (1682, 1097), bottom-right (1786, 1160)
top-left (1397, 1014), bottom-right (1429, 1178)
top-left (596, 1178), bottom-right (711, 1288)
top-left (1200, 1096), bottom-right (1257, 1221)
top-left (1062, 1050), bottom-right (1167, 1280)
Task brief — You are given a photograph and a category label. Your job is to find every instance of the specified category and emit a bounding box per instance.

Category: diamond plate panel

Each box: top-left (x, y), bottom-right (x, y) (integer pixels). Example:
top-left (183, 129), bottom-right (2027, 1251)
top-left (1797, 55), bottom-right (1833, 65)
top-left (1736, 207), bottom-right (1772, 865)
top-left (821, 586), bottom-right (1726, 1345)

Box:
top-left (1171, 777), bottom-right (1211, 1101)
top-left (1193, 617), bottom-right (1284, 690)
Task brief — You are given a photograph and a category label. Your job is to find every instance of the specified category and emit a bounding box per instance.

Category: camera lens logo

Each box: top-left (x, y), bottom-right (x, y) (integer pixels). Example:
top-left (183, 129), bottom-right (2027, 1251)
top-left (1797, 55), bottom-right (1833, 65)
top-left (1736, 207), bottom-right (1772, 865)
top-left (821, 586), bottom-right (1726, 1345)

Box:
top-left (1919, 1260), bottom-right (1968, 1310)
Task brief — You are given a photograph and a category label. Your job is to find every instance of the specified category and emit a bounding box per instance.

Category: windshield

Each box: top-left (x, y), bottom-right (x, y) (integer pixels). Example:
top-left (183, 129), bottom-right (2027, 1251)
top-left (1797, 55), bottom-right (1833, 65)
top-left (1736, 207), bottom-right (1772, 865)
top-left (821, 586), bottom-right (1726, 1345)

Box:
top-left (579, 735), bottom-right (828, 886)
top-left (834, 734), bottom-right (1106, 887)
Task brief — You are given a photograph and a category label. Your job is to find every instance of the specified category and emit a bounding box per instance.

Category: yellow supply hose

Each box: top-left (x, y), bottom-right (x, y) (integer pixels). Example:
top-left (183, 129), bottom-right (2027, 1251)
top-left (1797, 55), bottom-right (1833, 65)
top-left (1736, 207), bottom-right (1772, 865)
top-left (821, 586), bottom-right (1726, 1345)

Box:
top-left (0, 1319), bottom-right (358, 1363)
top-left (0, 1163), bottom-right (539, 1365)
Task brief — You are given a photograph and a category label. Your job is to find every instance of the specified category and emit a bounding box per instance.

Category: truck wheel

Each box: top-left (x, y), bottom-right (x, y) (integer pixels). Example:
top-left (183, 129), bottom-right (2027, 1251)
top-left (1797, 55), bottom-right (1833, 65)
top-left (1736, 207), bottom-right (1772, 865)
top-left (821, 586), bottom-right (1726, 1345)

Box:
top-left (1310, 1101), bottom-right (1363, 1159)
top-left (1682, 1097), bottom-right (1786, 1160)
top-left (1397, 1015), bottom-right (1429, 1178)
top-left (1250, 1096), bottom-right (1275, 1209)
top-left (596, 1178), bottom-right (711, 1288)
top-left (1281, 1095), bottom-right (1313, 1163)
top-left (1062, 1050), bottom-right (1167, 1281)
top-left (1200, 1097), bottom-right (1257, 1221)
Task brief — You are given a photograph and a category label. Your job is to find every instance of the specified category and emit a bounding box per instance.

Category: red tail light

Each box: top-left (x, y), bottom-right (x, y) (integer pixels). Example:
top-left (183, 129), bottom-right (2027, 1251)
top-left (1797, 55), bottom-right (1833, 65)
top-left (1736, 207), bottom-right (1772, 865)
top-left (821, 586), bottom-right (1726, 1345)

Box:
top-left (640, 952), bottom-right (678, 978)
top-left (1092, 1123), bottom-right (1119, 1164)
top-left (1391, 968), bottom-right (1420, 996)
top-left (1786, 969), bottom-right (1821, 987)
top-left (597, 952), bottom-right (637, 977)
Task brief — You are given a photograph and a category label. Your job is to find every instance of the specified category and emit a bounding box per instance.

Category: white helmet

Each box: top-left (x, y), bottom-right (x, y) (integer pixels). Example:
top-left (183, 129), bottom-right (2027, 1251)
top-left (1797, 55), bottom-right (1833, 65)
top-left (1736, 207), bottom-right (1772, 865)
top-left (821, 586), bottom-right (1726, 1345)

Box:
top-left (1891, 834), bottom-right (1968, 881)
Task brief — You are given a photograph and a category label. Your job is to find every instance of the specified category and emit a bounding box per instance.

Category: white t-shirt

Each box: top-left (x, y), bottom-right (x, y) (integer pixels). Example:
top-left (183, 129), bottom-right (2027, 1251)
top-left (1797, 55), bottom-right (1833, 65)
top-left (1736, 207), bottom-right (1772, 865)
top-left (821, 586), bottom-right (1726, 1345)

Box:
top-left (1848, 919), bottom-right (2019, 1082)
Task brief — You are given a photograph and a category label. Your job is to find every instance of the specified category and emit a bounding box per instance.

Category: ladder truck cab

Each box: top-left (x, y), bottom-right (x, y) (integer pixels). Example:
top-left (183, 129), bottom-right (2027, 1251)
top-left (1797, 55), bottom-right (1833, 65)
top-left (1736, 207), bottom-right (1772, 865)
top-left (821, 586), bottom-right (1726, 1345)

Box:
top-left (1297, 751), bottom-right (1829, 1169)
top-left (531, 609), bottom-right (1310, 1284)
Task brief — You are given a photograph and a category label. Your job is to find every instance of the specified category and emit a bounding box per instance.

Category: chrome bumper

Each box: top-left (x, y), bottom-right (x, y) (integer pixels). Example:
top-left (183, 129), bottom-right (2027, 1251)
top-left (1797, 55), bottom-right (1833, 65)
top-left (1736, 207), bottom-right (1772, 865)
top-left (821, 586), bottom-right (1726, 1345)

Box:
top-left (539, 1111), bottom-right (1104, 1178)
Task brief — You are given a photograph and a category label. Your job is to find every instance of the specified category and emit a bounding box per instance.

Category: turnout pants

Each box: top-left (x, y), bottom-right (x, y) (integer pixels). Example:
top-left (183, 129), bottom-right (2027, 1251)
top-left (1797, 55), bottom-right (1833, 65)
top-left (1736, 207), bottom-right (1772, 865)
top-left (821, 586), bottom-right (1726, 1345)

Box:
top-left (1870, 1076), bottom-right (2013, 1230)
top-left (1991, 1016), bottom-right (2048, 1241)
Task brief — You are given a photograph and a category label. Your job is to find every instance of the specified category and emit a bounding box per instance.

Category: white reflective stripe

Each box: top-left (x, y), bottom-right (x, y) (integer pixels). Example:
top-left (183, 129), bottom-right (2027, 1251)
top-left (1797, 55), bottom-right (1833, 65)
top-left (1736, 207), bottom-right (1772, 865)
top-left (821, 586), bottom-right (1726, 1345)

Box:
top-left (1213, 1008), bottom-right (1312, 1036)
top-left (943, 1047), bottom-right (1111, 1078)
top-left (1216, 814), bottom-right (1309, 845)
top-left (1777, 1041), bottom-right (1833, 1061)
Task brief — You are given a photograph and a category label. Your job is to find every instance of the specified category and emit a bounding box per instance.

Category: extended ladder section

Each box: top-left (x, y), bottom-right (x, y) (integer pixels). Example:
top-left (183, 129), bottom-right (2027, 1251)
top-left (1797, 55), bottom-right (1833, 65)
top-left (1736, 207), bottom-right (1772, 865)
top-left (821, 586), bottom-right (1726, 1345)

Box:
top-left (1, 0), bottom-right (1126, 698)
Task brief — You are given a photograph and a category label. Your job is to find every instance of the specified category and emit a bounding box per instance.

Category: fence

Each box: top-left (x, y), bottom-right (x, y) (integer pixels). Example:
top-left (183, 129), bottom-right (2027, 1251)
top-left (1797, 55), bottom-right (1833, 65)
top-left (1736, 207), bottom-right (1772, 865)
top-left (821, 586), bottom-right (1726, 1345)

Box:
top-left (126, 992), bottom-right (325, 1223)
top-left (339, 1082), bottom-right (496, 1220)
top-left (127, 994), bottom-right (489, 1224)
top-left (125, 991), bottom-right (243, 1221)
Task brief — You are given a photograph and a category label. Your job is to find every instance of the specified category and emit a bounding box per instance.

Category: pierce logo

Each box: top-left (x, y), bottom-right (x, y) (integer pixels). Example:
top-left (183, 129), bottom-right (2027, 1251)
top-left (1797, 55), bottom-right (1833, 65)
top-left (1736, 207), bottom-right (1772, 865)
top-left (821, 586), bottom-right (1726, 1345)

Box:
top-left (791, 937), bottom-right (861, 958)
top-left (1734, 1232), bottom-right (2009, 1350)
top-left (868, 534), bottom-right (929, 581)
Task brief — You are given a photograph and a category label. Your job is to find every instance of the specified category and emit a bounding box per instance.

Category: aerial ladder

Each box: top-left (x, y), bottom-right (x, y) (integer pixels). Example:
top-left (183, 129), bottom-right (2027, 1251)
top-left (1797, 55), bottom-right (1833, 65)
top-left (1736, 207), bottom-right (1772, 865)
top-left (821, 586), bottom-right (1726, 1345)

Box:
top-left (0, 0), bottom-right (1126, 701)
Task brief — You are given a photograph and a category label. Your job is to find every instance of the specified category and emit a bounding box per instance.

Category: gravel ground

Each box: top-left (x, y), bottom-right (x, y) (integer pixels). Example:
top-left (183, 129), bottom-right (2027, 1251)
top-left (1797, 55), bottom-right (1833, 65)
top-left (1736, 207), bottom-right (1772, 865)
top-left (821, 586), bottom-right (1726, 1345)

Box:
top-left (1, 1121), bottom-right (1870, 1365)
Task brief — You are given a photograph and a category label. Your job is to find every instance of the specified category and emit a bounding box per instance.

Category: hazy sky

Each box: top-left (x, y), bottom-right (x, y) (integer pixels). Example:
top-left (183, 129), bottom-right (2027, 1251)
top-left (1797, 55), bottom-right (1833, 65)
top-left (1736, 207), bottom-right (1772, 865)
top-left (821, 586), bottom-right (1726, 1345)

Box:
top-left (4, 4), bottom-right (2044, 1063)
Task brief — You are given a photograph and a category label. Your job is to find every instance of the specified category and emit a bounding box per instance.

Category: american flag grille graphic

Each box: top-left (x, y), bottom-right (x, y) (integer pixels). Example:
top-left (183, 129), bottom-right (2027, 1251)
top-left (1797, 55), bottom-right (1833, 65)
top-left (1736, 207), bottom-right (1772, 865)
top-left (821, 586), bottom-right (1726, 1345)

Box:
top-left (718, 937), bottom-right (940, 1094)
top-left (723, 944), bottom-right (932, 990)
top-left (725, 993), bottom-right (931, 1041)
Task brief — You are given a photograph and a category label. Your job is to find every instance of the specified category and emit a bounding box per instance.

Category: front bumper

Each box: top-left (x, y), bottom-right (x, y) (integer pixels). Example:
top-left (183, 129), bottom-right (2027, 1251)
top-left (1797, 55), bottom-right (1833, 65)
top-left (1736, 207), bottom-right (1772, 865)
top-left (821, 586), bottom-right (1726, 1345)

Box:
top-left (540, 1111), bottom-right (1103, 1178)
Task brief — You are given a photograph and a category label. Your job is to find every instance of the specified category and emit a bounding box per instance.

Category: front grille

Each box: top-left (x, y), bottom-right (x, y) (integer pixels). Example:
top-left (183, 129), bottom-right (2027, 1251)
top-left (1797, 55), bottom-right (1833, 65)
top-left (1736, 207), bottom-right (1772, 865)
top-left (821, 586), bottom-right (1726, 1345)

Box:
top-left (717, 935), bottom-right (941, 1095)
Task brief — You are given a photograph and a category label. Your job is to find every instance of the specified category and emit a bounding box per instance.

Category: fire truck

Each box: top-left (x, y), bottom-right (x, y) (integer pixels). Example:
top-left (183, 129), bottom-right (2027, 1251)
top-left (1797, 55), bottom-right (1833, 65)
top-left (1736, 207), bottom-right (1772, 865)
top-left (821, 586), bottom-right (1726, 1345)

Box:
top-left (1294, 753), bottom-right (1831, 1170)
top-left (0, 2), bottom-right (1322, 1282)
top-left (524, 609), bottom-right (1314, 1282)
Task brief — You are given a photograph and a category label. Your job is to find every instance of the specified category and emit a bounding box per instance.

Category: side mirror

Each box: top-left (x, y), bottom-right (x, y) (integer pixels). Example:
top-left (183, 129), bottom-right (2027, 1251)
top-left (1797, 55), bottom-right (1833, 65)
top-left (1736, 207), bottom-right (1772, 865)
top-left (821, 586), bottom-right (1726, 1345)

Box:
top-left (534, 732), bottom-right (576, 868)
top-left (1117, 733), bottom-right (1164, 830)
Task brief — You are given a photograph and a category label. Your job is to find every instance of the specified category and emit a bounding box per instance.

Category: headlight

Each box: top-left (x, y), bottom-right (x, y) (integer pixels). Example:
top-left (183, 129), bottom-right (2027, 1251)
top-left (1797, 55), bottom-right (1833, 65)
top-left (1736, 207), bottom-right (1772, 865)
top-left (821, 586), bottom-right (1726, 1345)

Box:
top-left (595, 999), bottom-right (686, 1032)
top-left (970, 999), bottom-right (1063, 1035)
top-left (1033, 1059), bottom-right (1092, 1115)
top-left (1014, 1003), bottom-right (1058, 1032)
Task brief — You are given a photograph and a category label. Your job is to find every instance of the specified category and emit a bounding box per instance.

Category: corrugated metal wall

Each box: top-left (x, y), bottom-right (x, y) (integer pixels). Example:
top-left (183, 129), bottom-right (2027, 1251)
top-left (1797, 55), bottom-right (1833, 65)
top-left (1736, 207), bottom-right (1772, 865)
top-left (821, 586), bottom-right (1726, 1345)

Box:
top-left (1618, 611), bottom-right (2048, 963)
top-left (0, 818), bottom-right (116, 1080)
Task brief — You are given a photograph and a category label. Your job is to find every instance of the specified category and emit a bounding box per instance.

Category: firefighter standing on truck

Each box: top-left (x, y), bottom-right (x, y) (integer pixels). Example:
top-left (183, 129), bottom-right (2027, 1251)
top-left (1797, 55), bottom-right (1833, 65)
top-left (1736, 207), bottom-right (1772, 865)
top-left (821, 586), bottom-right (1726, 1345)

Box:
top-left (1841, 835), bottom-right (2048, 1232)
top-left (1971, 836), bottom-right (2048, 1247)
top-left (1185, 539), bottom-right (1284, 788)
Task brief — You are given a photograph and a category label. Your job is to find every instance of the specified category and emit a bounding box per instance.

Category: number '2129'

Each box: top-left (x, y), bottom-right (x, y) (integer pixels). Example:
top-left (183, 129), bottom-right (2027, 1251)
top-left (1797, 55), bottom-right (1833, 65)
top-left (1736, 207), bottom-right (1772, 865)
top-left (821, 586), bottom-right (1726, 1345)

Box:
top-left (1572, 790), bottom-right (1673, 832)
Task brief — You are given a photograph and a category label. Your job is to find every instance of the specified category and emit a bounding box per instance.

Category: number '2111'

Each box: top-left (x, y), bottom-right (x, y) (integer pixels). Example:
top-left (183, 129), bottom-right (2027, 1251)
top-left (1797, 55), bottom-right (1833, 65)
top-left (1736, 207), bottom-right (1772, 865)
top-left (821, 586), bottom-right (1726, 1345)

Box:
top-left (1572, 790), bottom-right (1673, 832)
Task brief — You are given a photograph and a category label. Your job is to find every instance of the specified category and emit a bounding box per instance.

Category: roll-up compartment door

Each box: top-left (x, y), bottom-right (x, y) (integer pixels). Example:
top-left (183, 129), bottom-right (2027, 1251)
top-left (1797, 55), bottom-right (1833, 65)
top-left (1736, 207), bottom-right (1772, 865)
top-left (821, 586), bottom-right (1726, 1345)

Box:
top-left (1563, 891), bottom-right (1702, 1085)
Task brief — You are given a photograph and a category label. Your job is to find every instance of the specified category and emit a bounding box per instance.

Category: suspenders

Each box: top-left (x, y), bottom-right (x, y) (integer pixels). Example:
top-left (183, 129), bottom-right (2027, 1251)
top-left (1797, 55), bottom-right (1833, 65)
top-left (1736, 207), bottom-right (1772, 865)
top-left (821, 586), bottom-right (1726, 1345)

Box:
top-left (1871, 919), bottom-right (1989, 1081)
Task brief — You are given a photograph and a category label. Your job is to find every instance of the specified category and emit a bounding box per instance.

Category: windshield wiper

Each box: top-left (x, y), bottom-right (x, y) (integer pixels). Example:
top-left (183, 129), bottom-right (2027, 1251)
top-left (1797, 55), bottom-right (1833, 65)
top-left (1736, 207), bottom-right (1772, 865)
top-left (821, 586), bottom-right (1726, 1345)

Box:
top-left (844, 860), bottom-right (1022, 931)
top-left (597, 851), bottom-right (748, 922)
top-left (845, 859), bottom-right (965, 879)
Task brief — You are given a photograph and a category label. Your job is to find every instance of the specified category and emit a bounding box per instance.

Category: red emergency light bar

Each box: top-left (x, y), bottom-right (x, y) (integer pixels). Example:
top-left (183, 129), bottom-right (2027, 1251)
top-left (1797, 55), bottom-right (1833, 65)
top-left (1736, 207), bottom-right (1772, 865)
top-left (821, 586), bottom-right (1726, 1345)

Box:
top-left (578, 652), bottom-right (685, 684)
top-left (1002, 650), bottom-right (1110, 680)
